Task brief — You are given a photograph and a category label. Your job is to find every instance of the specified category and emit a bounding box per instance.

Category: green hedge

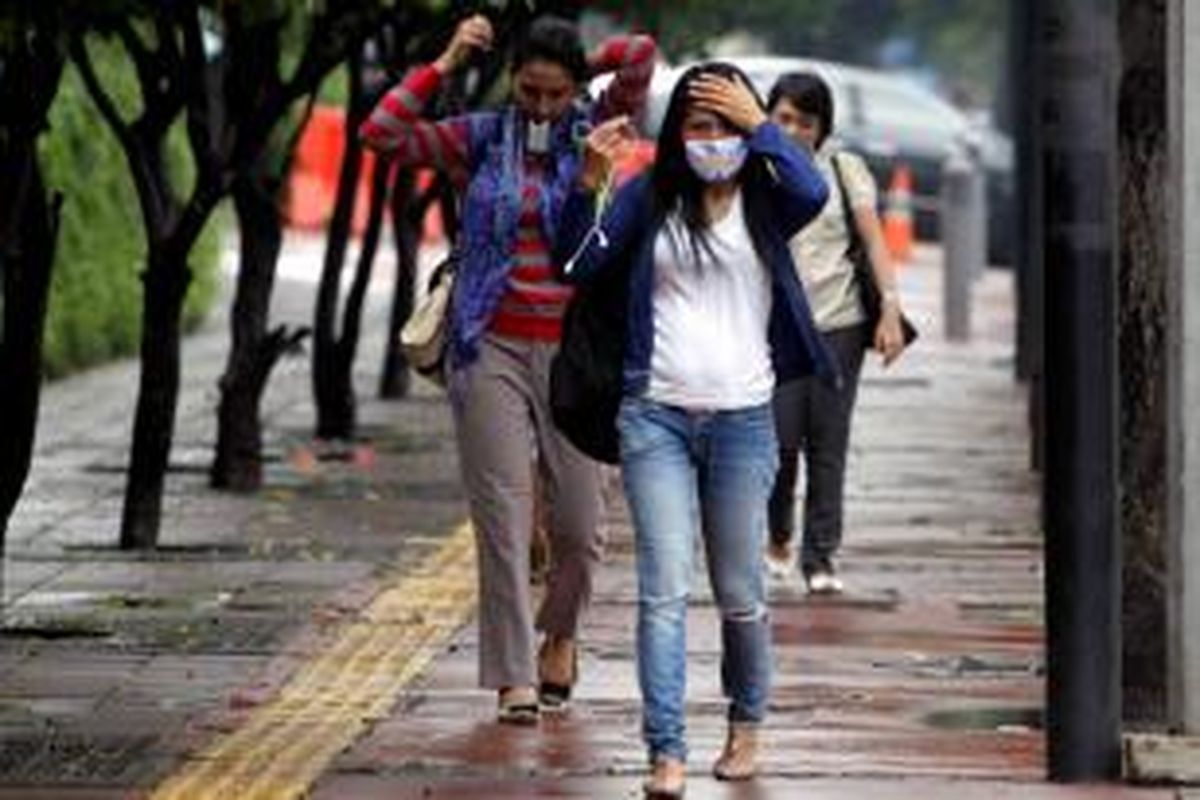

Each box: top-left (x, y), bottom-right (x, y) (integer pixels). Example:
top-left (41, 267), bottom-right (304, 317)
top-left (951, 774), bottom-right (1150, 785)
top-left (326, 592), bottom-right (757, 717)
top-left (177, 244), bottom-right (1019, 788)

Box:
top-left (38, 47), bottom-right (223, 380)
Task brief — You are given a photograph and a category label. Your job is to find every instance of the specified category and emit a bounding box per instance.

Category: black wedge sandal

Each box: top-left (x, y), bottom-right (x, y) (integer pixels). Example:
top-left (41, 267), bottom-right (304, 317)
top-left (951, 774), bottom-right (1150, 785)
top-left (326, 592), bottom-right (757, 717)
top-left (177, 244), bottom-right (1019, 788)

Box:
top-left (537, 638), bottom-right (578, 713)
top-left (497, 687), bottom-right (539, 725)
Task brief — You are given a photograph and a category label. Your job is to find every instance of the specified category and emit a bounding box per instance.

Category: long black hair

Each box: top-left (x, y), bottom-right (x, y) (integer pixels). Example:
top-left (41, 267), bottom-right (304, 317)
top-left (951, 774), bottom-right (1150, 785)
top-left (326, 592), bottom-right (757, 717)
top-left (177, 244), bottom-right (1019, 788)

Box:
top-left (767, 71), bottom-right (835, 149)
top-left (651, 61), bottom-right (775, 271)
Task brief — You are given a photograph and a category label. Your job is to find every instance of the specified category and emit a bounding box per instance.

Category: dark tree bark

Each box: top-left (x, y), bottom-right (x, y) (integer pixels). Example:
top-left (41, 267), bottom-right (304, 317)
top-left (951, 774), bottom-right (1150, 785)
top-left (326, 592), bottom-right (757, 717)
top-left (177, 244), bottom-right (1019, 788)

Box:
top-left (71, 10), bottom-right (228, 549)
top-left (0, 22), bottom-right (65, 551)
top-left (70, 4), bottom-right (408, 540)
top-left (336, 152), bottom-right (393, 428)
top-left (209, 64), bottom-right (314, 491)
top-left (1118, 0), bottom-right (1169, 726)
top-left (210, 168), bottom-right (308, 491)
top-left (312, 47), bottom-right (391, 441)
top-left (208, 3), bottom-right (431, 488)
top-left (211, 18), bottom-right (291, 492)
top-left (120, 254), bottom-right (195, 548)
top-left (378, 168), bottom-right (421, 400)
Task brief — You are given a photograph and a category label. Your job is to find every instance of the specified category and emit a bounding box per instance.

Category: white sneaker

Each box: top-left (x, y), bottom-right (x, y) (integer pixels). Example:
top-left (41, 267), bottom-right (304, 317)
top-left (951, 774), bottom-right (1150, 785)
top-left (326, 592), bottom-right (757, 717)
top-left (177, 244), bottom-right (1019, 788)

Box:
top-left (806, 569), bottom-right (844, 595)
top-left (764, 544), bottom-right (796, 581)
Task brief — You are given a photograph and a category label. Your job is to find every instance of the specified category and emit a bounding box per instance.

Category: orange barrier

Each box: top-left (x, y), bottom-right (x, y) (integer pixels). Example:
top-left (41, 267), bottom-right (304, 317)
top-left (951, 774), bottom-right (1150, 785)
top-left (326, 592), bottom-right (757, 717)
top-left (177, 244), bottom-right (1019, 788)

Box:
top-left (286, 106), bottom-right (344, 230)
top-left (882, 163), bottom-right (914, 265)
top-left (285, 104), bottom-right (446, 243)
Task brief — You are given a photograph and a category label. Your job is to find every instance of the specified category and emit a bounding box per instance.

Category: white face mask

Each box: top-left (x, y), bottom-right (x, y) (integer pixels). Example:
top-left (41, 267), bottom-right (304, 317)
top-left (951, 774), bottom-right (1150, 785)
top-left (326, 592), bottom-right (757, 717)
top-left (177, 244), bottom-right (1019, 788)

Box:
top-left (684, 136), bottom-right (749, 182)
top-left (526, 120), bottom-right (552, 154)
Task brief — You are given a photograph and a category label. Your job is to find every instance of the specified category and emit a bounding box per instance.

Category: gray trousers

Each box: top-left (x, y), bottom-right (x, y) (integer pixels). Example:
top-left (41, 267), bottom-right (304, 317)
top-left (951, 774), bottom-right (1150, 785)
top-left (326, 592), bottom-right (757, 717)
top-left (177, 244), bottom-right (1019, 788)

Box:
top-left (768, 324), bottom-right (868, 574)
top-left (454, 333), bottom-right (603, 689)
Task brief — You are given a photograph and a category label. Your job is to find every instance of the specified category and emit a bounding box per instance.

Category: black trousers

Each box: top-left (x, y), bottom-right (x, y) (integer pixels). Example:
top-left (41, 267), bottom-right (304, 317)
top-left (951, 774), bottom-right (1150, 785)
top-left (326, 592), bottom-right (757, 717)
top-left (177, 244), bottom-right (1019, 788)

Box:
top-left (768, 323), bottom-right (868, 574)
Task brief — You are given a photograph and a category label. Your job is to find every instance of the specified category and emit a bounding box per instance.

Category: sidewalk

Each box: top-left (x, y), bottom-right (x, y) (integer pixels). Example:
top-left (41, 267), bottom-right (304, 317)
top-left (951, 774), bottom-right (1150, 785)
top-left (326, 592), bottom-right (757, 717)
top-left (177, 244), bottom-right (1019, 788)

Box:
top-left (297, 247), bottom-right (1169, 799)
top-left (0, 241), bottom-right (1180, 799)
top-left (0, 233), bottom-right (465, 797)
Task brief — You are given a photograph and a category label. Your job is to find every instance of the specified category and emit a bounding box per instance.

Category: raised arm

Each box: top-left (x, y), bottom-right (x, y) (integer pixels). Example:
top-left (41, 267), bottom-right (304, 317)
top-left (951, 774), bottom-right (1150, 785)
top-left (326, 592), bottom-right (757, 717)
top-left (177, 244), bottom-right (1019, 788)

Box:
top-left (589, 34), bottom-right (659, 122)
top-left (358, 15), bottom-right (495, 182)
top-left (688, 74), bottom-right (828, 237)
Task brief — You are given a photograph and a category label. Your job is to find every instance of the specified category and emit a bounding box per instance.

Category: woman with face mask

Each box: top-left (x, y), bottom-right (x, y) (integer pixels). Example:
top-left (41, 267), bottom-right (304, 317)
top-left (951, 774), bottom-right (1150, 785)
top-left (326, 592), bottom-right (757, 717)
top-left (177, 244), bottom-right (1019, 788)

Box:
top-left (361, 15), bottom-right (657, 725)
top-left (553, 62), bottom-right (834, 798)
top-left (762, 72), bottom-right (908, 594)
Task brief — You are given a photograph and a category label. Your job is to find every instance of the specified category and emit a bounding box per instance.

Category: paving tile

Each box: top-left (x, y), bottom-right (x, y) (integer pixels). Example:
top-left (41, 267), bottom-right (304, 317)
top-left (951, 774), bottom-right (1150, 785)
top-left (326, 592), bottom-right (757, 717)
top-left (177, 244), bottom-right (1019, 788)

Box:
top-left (0, 244), bottom-right (1118, 799)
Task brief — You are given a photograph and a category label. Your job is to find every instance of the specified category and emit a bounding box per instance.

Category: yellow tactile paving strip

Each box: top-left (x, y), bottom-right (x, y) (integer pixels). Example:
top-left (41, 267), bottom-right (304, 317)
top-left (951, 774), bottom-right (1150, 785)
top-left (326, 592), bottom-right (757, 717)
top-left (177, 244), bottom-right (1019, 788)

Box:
top-left (150, 522), bottom-right (477, 800)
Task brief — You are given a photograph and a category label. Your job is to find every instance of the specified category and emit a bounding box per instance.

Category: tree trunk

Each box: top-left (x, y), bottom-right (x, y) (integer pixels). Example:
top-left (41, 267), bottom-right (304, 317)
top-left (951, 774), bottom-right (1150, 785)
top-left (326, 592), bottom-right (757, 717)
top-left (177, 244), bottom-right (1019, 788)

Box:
top-left (210, 173), bottom-right (287, 491)
top-left (1118, 0), bottom-right (1169, 726)
top-left (0, 8), bottom-right (65, 553)
top-left (379, 168), bottom-right (420, 399)
top-left (334, 155), bottom-right (391, 418)
top-left (313, 50), bottom-right (367, 441)
top-left (0, 144), bottom-right (61, 554)
top-left (119, 252), bottom-right (192, 549)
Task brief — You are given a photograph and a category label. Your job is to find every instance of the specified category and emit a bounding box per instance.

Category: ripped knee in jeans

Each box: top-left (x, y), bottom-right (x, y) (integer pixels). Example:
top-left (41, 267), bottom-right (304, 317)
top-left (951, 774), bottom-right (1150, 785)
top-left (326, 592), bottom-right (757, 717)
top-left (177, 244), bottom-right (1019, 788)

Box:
top-left (719, 603), bottom-right (768, 624)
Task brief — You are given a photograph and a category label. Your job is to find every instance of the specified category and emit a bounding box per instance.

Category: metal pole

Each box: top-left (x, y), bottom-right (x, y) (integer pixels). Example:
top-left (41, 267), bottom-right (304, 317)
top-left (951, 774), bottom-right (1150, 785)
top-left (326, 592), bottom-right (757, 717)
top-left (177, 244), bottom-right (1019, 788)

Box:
top-left (1014, 0), bottom-right (1042, 383)
top-left (1014, 0), bottom-right (1047, 474)
top-left (968, 145), bottom-right (988, 279)
top-left (942, 151), bottom-right (976, 341)
top-left (1167, 0), bottom-right (1200, 735)
top-left (1040, 0), bottom-right (1122, 781)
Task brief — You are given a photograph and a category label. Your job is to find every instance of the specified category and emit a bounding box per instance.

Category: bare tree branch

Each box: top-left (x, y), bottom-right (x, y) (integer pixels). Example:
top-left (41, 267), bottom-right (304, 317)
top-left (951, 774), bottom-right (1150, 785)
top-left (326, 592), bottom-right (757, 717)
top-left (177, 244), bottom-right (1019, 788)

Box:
top-left (123, 13), bottom-right (187, 139)
top-left (69, 34), bottom-right (134, 151)
top-left (178, 2), bottom-right (220, 186)
top-left (284, 6), bottom-right (384, 104)
top-left (70, 29), bottom-right (177, 240)
top-left (153, 12), bottom-right (185, 92)
top-left (114, 18), bottom-right (158, 94)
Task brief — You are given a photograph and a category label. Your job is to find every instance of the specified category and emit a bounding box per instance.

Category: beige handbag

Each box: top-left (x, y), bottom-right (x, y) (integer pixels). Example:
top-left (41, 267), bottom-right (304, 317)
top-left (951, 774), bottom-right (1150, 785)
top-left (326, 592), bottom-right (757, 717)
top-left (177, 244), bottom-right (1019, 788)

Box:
top-left (400, 256), bottom-right (456, 381)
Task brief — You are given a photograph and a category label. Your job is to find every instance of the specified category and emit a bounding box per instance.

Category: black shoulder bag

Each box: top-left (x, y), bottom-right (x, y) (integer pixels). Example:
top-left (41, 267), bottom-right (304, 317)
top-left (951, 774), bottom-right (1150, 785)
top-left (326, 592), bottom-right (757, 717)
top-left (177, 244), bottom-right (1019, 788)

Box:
top-left (549, 255), bottom-right (631, 464)
top-left (830, 154), bottom-right (918, 347)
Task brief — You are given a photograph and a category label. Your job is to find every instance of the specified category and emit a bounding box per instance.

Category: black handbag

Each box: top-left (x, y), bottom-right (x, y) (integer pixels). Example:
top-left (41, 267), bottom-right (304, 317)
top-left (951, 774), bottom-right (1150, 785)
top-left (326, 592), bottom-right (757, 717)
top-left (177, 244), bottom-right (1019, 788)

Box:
top-left (549, 254), bottom-right (631, 465)
top-left (830, 154), bottom-right (918, 347)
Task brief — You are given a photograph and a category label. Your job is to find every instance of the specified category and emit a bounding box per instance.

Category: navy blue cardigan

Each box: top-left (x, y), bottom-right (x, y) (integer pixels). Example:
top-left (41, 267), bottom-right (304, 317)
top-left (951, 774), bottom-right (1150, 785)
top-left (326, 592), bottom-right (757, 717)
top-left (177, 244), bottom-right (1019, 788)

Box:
top-left (552, 121), bottom-right (840, 399)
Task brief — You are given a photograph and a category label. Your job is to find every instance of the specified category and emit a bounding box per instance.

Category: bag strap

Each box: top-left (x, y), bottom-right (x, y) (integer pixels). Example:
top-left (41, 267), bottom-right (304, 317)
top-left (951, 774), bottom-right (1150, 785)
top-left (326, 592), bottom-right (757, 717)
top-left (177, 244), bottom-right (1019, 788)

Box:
top-left (830, 152), bottom-right (866, 255)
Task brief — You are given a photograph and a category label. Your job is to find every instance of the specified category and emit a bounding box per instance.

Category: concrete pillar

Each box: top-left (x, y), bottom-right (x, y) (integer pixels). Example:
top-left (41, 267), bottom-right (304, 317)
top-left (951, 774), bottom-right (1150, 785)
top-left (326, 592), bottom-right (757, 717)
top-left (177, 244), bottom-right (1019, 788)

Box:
top-left (1167, 0), bottom-right (1200, 736)
top-left (967, 145), bottom-right (989, 278)
top-left (942, 151), bottom-right (979, 341)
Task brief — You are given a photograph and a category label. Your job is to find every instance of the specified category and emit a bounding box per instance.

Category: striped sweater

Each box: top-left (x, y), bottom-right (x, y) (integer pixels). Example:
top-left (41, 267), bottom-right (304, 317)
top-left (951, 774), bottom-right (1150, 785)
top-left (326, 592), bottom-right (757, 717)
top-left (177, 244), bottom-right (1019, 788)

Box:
top-left (361, 34), bottom-right (657, 342)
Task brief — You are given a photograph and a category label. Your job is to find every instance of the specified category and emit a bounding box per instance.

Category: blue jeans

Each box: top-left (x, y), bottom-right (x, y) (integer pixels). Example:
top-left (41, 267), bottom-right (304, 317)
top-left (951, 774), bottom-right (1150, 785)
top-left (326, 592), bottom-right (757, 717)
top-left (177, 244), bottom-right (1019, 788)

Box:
top-left (617, 397), bottom-right (778, 764)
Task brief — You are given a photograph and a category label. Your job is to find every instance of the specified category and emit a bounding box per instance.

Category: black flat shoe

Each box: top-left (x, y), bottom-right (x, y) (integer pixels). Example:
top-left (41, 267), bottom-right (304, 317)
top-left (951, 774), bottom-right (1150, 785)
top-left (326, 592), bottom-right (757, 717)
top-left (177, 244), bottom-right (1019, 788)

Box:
top-left (538, 680), bottom-right (571, 712)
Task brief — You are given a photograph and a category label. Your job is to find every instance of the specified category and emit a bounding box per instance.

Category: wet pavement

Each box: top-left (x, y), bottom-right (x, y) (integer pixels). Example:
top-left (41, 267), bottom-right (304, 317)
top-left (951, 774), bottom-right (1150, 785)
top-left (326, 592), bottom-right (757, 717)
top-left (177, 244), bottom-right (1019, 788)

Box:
top-left (297, 247), bottom-right (1171, 796)
top-left (0, 234), bottom-right (465, 795)
top-left (304, 248), bottom-right (1170, 799)
top-left (0, 240), bottom-right (1182, 798)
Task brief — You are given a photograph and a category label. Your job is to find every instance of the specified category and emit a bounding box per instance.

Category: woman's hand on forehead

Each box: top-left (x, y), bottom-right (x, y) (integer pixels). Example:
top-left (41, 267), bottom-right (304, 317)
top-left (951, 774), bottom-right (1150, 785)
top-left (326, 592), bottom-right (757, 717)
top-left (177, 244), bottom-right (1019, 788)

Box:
top-left (688, 74), bottom-right (768, 135)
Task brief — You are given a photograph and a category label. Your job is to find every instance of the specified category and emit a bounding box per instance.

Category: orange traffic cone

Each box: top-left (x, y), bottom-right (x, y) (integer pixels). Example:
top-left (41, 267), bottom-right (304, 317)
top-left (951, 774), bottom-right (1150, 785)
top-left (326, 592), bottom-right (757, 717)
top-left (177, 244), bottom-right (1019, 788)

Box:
top-left (882, 163), bottom-right (914, 265)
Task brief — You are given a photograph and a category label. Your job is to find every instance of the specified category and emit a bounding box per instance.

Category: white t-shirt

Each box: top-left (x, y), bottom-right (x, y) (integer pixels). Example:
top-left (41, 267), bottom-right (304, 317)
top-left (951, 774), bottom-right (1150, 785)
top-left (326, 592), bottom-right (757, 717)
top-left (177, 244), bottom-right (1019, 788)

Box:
top-left (647, 191), bottom-right (775, 410)
top-left (789, 148), bottom-right (877, 331)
